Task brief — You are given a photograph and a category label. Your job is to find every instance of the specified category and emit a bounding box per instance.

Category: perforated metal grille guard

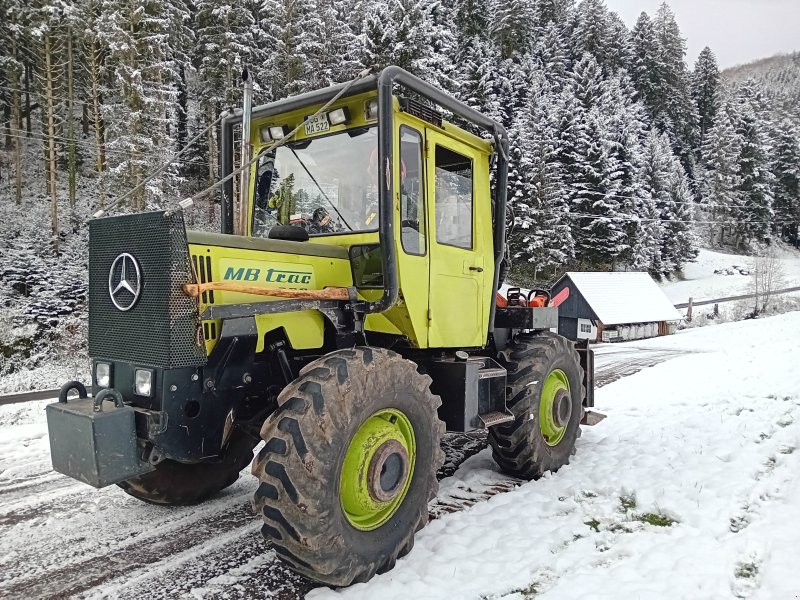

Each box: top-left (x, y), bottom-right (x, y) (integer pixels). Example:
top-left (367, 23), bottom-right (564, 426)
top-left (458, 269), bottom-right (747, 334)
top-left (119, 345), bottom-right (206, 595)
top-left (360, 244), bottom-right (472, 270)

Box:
top-left (88, 211), bottom-right (207, 368)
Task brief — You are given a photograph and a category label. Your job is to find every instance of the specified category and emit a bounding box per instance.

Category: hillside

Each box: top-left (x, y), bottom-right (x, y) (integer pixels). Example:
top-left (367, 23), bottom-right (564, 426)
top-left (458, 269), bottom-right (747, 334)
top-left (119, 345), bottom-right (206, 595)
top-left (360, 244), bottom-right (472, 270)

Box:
top-left (723, 52), bottom-right (800, 117)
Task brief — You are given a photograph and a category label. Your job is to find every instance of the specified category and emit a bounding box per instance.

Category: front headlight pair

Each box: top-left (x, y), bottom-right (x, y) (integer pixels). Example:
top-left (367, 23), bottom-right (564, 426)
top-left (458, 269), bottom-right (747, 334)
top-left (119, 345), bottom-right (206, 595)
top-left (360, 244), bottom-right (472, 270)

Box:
top-left (94, 362), bottom-right (153, 397)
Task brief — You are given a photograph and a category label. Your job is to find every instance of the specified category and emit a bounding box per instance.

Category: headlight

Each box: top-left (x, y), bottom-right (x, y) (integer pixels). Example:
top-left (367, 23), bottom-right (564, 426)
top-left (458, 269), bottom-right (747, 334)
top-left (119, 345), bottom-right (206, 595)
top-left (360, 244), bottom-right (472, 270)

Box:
top-left (134, 369), bottom-right (154, 397)
top-left (95, 362), bottom-right (111, 388)
top-left (269, 125), bottom-right (288, 140)
top-left (327, 107), bottom-right (349, 126)
top-left (259, 126), bottom-right (272, 143)
top-left (365, 99), bottom-right (378, 121)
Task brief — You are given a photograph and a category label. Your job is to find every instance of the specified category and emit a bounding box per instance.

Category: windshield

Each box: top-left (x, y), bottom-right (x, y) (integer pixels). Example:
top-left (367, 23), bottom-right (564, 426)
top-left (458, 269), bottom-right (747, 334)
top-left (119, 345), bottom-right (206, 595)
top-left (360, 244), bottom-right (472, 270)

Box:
top-left (252, 127), bottom-right (379, 237)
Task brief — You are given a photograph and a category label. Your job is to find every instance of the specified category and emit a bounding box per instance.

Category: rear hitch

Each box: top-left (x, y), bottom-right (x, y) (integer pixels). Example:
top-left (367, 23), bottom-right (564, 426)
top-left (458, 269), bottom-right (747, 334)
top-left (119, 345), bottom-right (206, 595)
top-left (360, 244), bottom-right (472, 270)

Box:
top-left (581, 410), bottom-right (606, 426)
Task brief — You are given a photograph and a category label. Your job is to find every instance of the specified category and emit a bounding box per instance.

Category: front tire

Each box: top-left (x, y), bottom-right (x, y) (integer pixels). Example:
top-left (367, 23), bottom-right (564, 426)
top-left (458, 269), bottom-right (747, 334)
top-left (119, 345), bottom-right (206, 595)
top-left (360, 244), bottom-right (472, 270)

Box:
top-left (489, 332), bottom-right (585, 480)
top-left (252, 347), bottom-right (445, 586)
top-left (117, 431), bottom-right (257, 505)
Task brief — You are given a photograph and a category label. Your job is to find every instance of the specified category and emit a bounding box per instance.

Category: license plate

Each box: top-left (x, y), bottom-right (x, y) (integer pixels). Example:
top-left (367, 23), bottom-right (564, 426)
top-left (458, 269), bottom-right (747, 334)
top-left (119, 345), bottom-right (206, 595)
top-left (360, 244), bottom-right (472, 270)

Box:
top-left (304, 114), bottom-right (330, 136)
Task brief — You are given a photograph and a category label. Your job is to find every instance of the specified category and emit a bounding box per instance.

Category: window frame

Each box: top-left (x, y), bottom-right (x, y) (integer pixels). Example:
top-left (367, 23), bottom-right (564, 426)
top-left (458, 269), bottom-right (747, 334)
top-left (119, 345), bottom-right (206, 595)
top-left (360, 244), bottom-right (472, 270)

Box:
top-left (250, 126), bottom-right (380, 239)
top-left (432, 144), bottom-right (475, 251)
top-left (398, 125), bottom-right (427, 257)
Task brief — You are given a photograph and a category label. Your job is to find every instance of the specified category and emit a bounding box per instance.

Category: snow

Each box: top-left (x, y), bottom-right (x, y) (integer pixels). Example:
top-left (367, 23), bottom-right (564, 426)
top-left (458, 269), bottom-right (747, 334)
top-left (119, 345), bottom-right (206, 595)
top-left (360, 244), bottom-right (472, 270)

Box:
top-left (2, 313), bottom-right (800, 598)
top-left (559, 271), bottom-right (682, 325)
top-left (659, 246), bottom-right (800, 304)
top-left (308, 312), bottom-right (800, 600)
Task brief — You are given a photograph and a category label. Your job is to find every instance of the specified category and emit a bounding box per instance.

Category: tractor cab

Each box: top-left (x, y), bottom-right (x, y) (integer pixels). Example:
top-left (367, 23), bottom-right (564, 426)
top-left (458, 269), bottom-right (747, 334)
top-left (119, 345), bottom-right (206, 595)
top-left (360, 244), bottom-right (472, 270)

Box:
top-left (215, 80), bottom-right (500, 351)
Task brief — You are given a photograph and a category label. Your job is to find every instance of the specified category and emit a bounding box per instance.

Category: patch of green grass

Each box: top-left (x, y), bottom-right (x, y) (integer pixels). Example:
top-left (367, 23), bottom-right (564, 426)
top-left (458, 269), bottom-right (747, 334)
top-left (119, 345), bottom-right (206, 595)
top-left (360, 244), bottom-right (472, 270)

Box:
top-left (758, 433), bottom-right (769, 441)
top-left (584, 518), bottom-right (601, 532)
top-left (635, 512), bottom-right (676, 527)
top-left (582, 490), bottom-right (597, 498)
top-left (735, 561), bottom-right (759, 579)
top-left (619, 494), bottom-right (637, 512)
top-left (608, 522), bottom-right (634, 534)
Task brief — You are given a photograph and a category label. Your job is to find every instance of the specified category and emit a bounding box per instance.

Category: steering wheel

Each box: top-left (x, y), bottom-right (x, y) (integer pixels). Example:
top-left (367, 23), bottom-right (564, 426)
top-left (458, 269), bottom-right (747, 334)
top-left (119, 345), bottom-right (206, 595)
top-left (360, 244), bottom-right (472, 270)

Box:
top-left (401, 219), bottom-right (420, 231)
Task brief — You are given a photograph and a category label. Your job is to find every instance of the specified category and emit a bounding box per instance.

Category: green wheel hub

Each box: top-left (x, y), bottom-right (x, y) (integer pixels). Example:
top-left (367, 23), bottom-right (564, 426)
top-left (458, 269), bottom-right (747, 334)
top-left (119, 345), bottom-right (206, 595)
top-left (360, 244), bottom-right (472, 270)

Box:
top-left (539, 369), bottom-right (571, 447)
top-left (340, 408), bottom-right (416, 531)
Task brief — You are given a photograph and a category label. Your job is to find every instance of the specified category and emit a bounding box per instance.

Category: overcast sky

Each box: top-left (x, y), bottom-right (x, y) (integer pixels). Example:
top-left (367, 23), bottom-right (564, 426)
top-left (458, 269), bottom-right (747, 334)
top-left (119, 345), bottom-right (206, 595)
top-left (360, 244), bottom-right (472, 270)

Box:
top-left (606, 0), bottom-right (800, 69)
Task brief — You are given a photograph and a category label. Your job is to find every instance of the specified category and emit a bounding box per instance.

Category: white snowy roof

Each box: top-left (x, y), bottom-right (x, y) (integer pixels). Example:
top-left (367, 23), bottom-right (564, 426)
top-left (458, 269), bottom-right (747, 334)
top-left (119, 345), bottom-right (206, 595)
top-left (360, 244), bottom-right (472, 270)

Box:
top-left (561, 271), bottom-right (682, 325)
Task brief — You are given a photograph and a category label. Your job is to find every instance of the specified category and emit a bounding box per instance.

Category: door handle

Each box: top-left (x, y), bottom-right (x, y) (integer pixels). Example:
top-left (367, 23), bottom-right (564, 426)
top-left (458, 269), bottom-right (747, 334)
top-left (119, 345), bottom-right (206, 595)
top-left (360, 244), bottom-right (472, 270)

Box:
top-left (468, 266), bottom-right (484, 273)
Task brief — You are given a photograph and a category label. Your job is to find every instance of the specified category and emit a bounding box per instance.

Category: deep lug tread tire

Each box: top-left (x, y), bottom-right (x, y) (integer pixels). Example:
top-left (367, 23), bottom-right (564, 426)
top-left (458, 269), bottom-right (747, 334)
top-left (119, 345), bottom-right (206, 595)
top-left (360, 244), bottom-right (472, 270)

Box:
top-left (489, 331), bottom-right (585, 480)
top-left (252, 347), bottom-right (445, 587)
top-left (117, 431), bottom-right (258, 505)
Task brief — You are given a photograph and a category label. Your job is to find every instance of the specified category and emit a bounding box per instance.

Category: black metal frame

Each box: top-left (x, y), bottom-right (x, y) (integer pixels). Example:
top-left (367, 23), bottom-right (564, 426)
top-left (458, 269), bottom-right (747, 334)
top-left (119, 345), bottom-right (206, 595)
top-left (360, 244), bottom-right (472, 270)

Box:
top-left (219, 66), bottom-right (509, 331)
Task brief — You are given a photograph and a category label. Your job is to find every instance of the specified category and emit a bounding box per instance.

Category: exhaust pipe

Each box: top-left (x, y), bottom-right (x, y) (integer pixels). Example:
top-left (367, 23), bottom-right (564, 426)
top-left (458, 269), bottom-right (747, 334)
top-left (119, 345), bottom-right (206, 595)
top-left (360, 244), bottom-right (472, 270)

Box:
top-left (237, 67), bottom-right (253, 236)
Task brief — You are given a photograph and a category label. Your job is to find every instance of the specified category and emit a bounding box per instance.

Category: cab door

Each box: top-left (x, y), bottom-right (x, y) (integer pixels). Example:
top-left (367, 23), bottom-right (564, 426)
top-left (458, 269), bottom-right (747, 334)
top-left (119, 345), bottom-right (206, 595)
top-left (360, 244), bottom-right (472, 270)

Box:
top-left (426, 129), bottom-right (491, 348)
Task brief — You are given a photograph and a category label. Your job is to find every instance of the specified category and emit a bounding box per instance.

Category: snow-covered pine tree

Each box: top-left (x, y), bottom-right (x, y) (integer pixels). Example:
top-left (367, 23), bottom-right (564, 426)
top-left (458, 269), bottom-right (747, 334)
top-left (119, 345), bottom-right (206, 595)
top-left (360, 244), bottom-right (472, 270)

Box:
top-left (261, 0), bottom-right (323, 97)
top-left (508, 79), bottom-right (574, 280)
top-left (166, 0), bottom-right (195, 157)
top-left (316, 0), bottom-right (361, 87)
top-left (698, 104), bottom-right (742, 246)
top-left (531, 19), bottom-right (569, 90)
top-left (770, 117), bottom-right (799, 245)
top-left (606, 11), bottom-right (632, 75)
top-left (195, 0), bottom-right (258, 201)
top-left (652, 3), bottom-right (699, 184)
top-left (730, 86), bottom-right (775, 246)
top-left (638, 129), bottom-right (674, 273)
top-left (663, 152), bottom-right (698, 271)
top-left (692, 46), bottom-right (720, 146)
top-left (570, 107), bottom-right (627, 269)
top-left (361, 0), bottom-right (428, 75)
top-left (572, 0), bottom-right (619, 75)
top-left (453, 0), bottom-right (494, 113)
top-left (361, 1), bottom-right (394, 71)
top-left (0, 0), bottom-right (26, 206)
top-left (629, 11), bottom-right (661, 116)
top-left (571, 52), bottom-right (606, 111)
top-left (99, 0), bottom-right (180, 211)
top-left (491, 0), bottom-right (533, 60)
top-left (602, 75), bottom-right (648, 268)
top-left (413, 1), bottom-right (457, 91)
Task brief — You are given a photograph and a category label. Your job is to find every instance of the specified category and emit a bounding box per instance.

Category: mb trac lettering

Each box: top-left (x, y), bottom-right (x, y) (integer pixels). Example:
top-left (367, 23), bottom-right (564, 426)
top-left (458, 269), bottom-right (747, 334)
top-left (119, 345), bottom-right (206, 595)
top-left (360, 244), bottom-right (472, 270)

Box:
top-left (224, 266), bottom-right (312, 285)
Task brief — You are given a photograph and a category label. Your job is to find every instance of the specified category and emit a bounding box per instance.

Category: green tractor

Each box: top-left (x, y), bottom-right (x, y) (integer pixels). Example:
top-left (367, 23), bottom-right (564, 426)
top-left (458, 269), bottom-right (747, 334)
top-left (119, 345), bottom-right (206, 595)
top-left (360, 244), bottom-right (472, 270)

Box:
top-left (46, 67), bottom-right (597, 586)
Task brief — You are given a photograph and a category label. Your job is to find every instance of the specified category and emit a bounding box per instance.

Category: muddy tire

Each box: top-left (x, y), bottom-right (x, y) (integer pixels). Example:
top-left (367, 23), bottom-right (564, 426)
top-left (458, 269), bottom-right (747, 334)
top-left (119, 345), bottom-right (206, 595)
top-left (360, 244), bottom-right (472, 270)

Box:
top-left (489, 332), bottom-right (585, 480)
top-left (117, 431), bottom-right (257, 505)
top-left (252, 347), bottom-right (445, 587)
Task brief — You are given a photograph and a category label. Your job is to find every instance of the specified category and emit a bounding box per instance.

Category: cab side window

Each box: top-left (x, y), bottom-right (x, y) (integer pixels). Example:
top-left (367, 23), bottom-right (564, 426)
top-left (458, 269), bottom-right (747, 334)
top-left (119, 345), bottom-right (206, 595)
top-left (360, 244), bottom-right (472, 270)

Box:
top-left (434, 146), bottom-right (473, 250)
top-left (399, 127), bottom-right (426, 255)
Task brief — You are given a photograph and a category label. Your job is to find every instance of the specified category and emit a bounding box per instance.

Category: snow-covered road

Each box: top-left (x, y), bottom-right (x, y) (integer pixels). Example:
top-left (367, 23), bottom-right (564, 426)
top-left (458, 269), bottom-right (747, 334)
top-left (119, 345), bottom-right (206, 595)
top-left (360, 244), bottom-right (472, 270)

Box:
top-left (1, 314), bottom-right (799, 599)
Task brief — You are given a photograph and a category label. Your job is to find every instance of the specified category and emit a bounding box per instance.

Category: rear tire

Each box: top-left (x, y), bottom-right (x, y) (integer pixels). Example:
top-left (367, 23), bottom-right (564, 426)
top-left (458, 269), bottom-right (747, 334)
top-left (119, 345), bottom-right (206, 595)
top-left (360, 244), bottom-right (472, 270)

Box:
top-left (252, 347), bottom-right (445, 587)
top-left (117, 431), bottom-right (257, 505)
top-left (489, 332), bottom-right (585, 480)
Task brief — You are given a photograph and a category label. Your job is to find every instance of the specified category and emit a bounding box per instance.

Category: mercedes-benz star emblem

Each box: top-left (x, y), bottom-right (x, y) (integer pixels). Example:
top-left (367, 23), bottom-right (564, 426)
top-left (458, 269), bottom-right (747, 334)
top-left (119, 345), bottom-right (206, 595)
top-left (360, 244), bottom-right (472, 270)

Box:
top-left (108, 253), bottom-right (142, 311)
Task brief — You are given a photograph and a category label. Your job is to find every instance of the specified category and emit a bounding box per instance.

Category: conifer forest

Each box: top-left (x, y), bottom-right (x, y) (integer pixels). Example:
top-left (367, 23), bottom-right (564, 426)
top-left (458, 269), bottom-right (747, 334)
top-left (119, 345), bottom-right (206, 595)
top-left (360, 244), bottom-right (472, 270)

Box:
top-left (0, 0), bottom-right (799, 378)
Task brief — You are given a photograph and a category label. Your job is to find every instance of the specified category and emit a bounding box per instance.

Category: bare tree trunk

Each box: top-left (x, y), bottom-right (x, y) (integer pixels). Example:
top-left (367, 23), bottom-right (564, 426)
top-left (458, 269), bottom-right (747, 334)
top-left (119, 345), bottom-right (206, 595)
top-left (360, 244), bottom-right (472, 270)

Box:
top-left (24, 62), bottom-right (32, 134)
top-left (11, 33), bottom-right (23, 205)
top-left (12, 90), bottom-right (22, 205)
top-left (82, 102), bottom-right (90, 136)
top-left (89, 41), bottom-right (106, 209)
top-left (44, 33), bottom-right (59, 255)
top-left (206, 105), bottom-right (216, 222)
top-left (67, 29), bottom-right (77, 208)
